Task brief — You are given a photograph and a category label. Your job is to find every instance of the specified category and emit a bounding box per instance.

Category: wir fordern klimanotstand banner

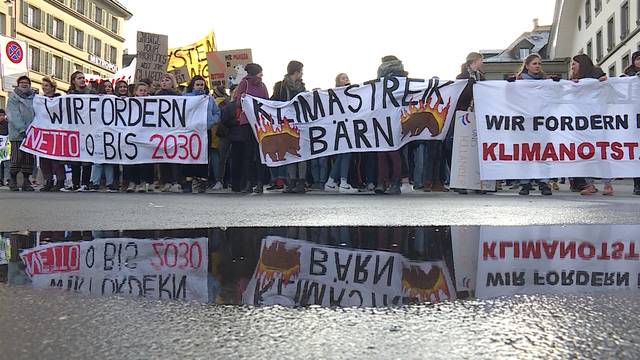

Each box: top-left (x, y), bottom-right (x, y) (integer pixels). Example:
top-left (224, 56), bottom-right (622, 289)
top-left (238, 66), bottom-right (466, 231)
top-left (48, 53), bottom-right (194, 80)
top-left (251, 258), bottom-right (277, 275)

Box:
top-left (20, 94), bottom-right (209, 164)
top-left (474, 77), bottom-right (640, 180)
top-left (241, 77), bottom-right (467, 166)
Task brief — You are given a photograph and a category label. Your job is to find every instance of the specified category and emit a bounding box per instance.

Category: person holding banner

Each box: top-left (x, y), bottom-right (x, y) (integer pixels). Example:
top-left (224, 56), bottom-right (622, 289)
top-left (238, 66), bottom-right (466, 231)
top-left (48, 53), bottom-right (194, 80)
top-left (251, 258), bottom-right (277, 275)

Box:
top-left (122, 82), bottom-right (156, 193)
top-left (568, 54), bottom-right (612, 196)
top-left (7, 76), bottom-right (36, 191)
top-left (513, 53), bottom-right (553, 196)
top-left (272, 61), bottom-right (307, 194)
top-left (234, 63), bottom-right (269, 193)
top-left (622, 51), bottom-right (640, 195)
top-left (114, 80), bottom-right (129, 97)
top-left (156, 73), bottom-right (184, 193)
top-left (62, 71), bottom-right (94, 192)
top-left (324, 73), bottom-right (357, 193)
top-left (88, 79), bottom-right (119, 192)
top-left (38, 77), bottom-right (65, 192)
top-left (97, 80), bottom-right (114, 96)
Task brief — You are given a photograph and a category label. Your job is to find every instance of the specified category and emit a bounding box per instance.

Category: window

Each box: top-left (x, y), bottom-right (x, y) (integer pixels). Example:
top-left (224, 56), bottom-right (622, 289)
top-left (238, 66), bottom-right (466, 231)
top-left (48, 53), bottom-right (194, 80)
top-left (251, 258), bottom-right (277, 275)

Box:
top-left (47, 16), bottom-right (64, 40)
top-left (587, 40), bottom-right (593, 59)
top-left (94, 6), bottom-right (103, 25)
top-left (607, 16), bottom-right (615, 50)
top-left (52, 55), bottom-right (63, 79)
top-left (28, 46), bottom-right (40, 72)
top-left (69, 27), bottom-right (84, 49)
top-left (111, 17), bottom-right (118, 33)
top-left (585, 0), bottom-right (592, 26)
top-left (595, 0), bottom-right (602, 14)
top-left (621, 2), bottom-right (630, 39)
top-left (622, 53), bottom-right (631, 69)
top-left (74, 63), bottom-right (83, 72)
top-left (89, 36), bottom-right (102, 56)
top-left (518, 48), bottom-right (530, 59)
top-left (22, 2), bottom-right (42, 30)
top-left (596, 29), bottom-right (603, 61)
top-left (609, 63), bottom-right (616, 77)
top-left (107, 45), bottom-right (117, 64)
top-left (72, 0), bottom-right (85, 15)
top-left (0, 13), bottom-right (6, 36)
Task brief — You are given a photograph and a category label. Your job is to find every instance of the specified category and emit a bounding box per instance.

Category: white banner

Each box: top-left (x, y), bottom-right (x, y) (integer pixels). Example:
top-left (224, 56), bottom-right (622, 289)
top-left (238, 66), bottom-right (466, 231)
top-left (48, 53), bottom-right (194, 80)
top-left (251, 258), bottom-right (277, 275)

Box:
top-left (475, 77), bottom-right (640, 180)
top-left (0, 135), bottom-right (10, 162)
top-left (20, 94), bottom-right (209, 164)
top-left (0, 235), bottom-right (8, 265)
top-left (242, 236), bottom-right (456, 307)
top-left (19, 238), bottom-right (209, 302)
top-left (451, 226), bottom-right (480, 293)
top-left (476, 225), bottom-right (640, 298)
top-left (450, 111), bottom-right (496, 190)
top-left (241, 78), bottom-right (467, 166)
top-left (0, 36), bottom-right (28, 92)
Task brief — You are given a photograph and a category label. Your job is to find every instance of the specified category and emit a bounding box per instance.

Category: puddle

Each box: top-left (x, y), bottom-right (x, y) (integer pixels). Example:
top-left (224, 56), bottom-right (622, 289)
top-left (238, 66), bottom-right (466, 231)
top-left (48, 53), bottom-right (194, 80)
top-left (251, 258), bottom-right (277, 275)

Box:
top-left (2, 225), bottom-right (640, 306)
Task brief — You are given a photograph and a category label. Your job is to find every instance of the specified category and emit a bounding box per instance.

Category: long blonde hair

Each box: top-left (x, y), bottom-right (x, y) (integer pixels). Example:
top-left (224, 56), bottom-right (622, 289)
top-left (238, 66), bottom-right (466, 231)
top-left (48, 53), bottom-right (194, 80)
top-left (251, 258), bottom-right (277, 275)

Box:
top-left (460, 52), bottom-right (483, 74)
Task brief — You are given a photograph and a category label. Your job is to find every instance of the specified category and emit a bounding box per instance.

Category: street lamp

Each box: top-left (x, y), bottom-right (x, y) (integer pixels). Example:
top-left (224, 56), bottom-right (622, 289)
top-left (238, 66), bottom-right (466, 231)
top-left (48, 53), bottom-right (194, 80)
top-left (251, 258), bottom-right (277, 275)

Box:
top-left (4, 0), bottom-right (16, 38)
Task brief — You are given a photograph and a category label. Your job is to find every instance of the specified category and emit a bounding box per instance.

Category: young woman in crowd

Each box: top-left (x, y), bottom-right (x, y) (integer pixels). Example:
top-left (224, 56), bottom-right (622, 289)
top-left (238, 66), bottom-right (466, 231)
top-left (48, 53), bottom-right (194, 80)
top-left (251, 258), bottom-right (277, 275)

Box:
top-left (273, 61), bottom-right (306, 193)
top-left (156, 73), bottom-right (183, 193)
top-left (89, 79), bottom-right (117, 192)
top-left (183, 75), bottom-right (220, 193)
top-left (515, 53), bottom-right (553, 196)
top-left (63, 71), bottom-right (93, 192)
top-left (622, 50), bottom-right (640, 196)
top-left (123, 82), bottom-right (155, 193)
top-left (206, 86), bottom-right (231, 192)
top-left (324, 73), bottom-right (357, 193)
top-left (115, 80), bottom-right (129, 97)
top-left (570, 54), bottom-right (610, 195)
top-left (375, 56), bottom-right (406, 195)
top-left (6, 76), bottom-right (35, 191)
top-left (38, 77), bottom-right (65, 192)
top-left (234, 63), bottom-right (269, 193)
top-left (98, 80), bottom-right (114, 95)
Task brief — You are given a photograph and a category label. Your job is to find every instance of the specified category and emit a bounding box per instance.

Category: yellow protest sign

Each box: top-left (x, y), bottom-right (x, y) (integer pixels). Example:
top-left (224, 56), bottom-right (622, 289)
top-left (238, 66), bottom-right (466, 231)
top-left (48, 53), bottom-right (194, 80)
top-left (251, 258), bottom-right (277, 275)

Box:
top-left (167, 32), bottom-right (216, 84)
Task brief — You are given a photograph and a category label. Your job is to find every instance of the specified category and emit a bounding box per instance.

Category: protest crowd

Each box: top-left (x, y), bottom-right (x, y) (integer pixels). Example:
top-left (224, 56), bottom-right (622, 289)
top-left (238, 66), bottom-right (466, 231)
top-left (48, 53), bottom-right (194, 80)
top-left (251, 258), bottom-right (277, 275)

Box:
top-left (2, 51), bottom-right (640, 197)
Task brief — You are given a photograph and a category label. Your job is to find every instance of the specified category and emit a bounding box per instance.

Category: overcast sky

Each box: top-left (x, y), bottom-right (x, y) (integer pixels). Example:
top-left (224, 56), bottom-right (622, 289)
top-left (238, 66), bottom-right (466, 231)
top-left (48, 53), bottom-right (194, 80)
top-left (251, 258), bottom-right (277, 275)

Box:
top-left (121, 0), bottom-right (556, 90)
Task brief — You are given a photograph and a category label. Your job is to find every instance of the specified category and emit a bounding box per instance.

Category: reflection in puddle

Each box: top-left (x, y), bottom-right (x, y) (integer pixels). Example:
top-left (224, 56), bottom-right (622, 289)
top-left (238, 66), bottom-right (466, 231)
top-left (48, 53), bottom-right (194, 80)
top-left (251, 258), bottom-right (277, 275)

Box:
top-left (1, 225), bottom-right (639, 306)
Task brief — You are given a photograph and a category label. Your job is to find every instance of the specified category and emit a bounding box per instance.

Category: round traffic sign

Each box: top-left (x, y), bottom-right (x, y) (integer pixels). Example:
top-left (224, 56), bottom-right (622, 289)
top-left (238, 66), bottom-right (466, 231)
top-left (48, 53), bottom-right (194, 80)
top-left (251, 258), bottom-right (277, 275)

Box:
top-left (6, 41), bottom-right (23, 64)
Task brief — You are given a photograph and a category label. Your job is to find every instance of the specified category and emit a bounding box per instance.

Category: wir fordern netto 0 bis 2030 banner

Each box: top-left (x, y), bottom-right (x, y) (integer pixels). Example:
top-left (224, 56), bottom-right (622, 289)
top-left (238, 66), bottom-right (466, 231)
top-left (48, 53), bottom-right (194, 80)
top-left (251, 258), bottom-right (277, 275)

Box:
top-left (20, 94), bottom-right (209, 164)
top-left (474, 77), bottom-right (640, 180)
top-left (241, 78), bottom-right (467, 167)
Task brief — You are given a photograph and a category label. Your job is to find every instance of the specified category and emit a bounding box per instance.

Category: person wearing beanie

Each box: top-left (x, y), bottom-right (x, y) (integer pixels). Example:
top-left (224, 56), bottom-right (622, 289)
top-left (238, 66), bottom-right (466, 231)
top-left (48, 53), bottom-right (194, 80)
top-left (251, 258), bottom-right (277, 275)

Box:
top-left (233, 62), bottom-right (269, 193)
top-left (271, 60), bottom-right (307, 193)
top-left (7, 75), bottom-right (36, 191)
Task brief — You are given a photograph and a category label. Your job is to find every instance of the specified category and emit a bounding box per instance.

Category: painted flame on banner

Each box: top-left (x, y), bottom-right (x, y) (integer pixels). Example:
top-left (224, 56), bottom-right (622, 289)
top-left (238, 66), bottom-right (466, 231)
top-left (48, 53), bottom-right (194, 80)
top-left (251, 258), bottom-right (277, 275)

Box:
top-left (401, 264), bottom-right (452, 303)
top-left (400, 96), bottom-right (451, 138)
top-left (255, 240), bottom-right (301, 289)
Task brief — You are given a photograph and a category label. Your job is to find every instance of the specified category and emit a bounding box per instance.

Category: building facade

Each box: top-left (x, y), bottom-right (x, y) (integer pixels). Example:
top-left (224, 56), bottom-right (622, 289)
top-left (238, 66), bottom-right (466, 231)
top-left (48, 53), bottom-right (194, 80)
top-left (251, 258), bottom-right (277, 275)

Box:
top-left (0, 0), bottom-right (132, 108)
top-left (481, 19), bottom-right (571, 80)
top-left (550, 0), bottom-right (640, 77)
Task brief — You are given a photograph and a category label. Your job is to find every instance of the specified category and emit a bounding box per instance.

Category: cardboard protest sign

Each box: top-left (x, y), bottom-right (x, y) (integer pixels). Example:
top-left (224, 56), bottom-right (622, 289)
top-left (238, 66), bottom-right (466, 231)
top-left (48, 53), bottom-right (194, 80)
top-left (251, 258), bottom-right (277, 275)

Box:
top-left (20, 94), bottom-right (209, 164)
top-left (241, 78), bottom-right (467, 166)
top-left (169, 65), bottom-right (191, 85)
top-left (135, 31), bottom-right (168, 82)
top-left (242, 236), bottom-right (456, 307)
top-left (474, 77), bottom-right (640, 179)
top-left (0, 135), bottom-right (10, 162)
top-left (206, 49), bottom-right (253, 89)
top-left (476, 225), bottom-right (640, 298)
top-left (168, 32), bottom-right (216, 83)
top-left (85, 58), bottom-right (136, 85)
top-left (450, 111), bottom-right (496, 191)
top-left (0, 35), bottom-right (28, 92)
top-left (20, 237), bottom-right (209, 302)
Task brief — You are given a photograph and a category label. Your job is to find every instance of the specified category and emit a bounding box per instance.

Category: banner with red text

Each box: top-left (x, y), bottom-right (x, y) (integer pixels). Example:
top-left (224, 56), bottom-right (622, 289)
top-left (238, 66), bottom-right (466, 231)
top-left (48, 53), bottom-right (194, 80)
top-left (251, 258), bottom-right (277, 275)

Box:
top-left (474, 77), bottom-right (640, 180)
top-left (476, 225), bottom-right (640, 298)
top-left (19, 238), bottom-right (209, 302)
top-left (20, 94), bottom-right (208, 164)
top-left (242, 236), bottom-right (455, 307)
top-left (242, 78), bottom-right (467, 166)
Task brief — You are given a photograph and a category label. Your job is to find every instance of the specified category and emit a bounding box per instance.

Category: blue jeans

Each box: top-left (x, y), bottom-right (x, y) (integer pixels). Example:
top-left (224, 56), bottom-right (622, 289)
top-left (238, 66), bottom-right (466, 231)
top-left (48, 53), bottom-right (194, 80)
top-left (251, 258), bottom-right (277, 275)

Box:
top-left (361, 153), bottom-right (377, 184)
top-left (90, 164), bottom-right (114, 186)
top-left (329, 153), bottom-right (352, 181)
top-left (412, 143), bottom-right (427, 185)
top-left (208, 148), bottom-right (220, 182)
top-left (310, 157), bottom-right (328, 184)
top-left (270, 165), bottom-right (287, 181)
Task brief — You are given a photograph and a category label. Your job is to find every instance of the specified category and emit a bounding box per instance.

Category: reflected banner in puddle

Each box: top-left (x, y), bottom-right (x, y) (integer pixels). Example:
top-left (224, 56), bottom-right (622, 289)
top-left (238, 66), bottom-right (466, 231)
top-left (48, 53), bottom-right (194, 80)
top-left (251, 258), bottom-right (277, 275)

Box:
top-left (2, 225), bottom-right (640, 307)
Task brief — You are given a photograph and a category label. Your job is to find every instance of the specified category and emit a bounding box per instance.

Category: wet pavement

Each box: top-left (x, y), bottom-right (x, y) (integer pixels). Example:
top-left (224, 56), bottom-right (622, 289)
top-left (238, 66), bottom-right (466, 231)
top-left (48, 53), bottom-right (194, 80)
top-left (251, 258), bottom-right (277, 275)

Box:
top-left (2, 225), bottom-right (640, 358)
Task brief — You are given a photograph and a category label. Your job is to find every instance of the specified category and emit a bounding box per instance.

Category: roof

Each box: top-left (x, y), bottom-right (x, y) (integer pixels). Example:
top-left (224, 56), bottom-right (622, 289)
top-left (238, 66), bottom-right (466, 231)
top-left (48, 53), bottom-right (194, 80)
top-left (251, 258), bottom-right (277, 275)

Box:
top-left (483, 26), bottom-right (551, 63)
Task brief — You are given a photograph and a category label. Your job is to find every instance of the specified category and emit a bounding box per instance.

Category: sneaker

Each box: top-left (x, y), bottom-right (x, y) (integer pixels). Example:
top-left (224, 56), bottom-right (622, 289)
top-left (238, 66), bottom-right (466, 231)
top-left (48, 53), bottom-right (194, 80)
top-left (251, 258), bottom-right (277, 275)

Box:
top-left (88, 183), bottom-right (100, 192)
top-left (136, 182), bottom-right (149, 193)
top-left (253, 183), bottom-right (264, 194)
top-left (374, 184), bottom-right (386, 194)
top-left (400, 183), bottom-right (414, 194)
top-left (539, 183), bottom-right (552, 196)
top-left (602, 184), bottom-right (614, 196)
top-left (519, 183), bottom-right (531, 196)
top-left (126, 182), bottom-right (136, 193)
top-left (580, 184), bottom-right (598, 195)
top-left (366, 183), bottom-right (375, 192)
top-left (549, 180), bottom-right (560, 191)
top-left (76, 185), bottom-right (88, 192)
top-left (385, 183), bottom-right (401, 195)
top-left (324, 179), bottom-right (338, 192)
top-left (161, 183), bottom-right (172, 192)
top-left (266, 183), bottom-right (284, 191)
top-left (22, 183), bottom-right (35, 192)
top-left (170, 183), bottom-right (182, 193)
top-left (339, 182), bottom-right (358, 194)
top-left (212, 181), bottom-right (223, 191)
top-left (106, 184), bottom-right (119, 193)
top-left (192, 179), bottom-right (203, 193)
top-left (60, 186), bottom-right (74, 192)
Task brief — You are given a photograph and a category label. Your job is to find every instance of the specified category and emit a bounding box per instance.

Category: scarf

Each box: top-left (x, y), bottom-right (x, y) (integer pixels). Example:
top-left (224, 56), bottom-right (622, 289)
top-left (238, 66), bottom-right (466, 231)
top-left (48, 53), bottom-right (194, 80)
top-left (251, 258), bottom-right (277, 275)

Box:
top-left (282, 75), bottom-right (305, 93)
top-left (13, 87), bottom-right (34, 99)
top-left (520, 71), bottom-right (545, 80)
